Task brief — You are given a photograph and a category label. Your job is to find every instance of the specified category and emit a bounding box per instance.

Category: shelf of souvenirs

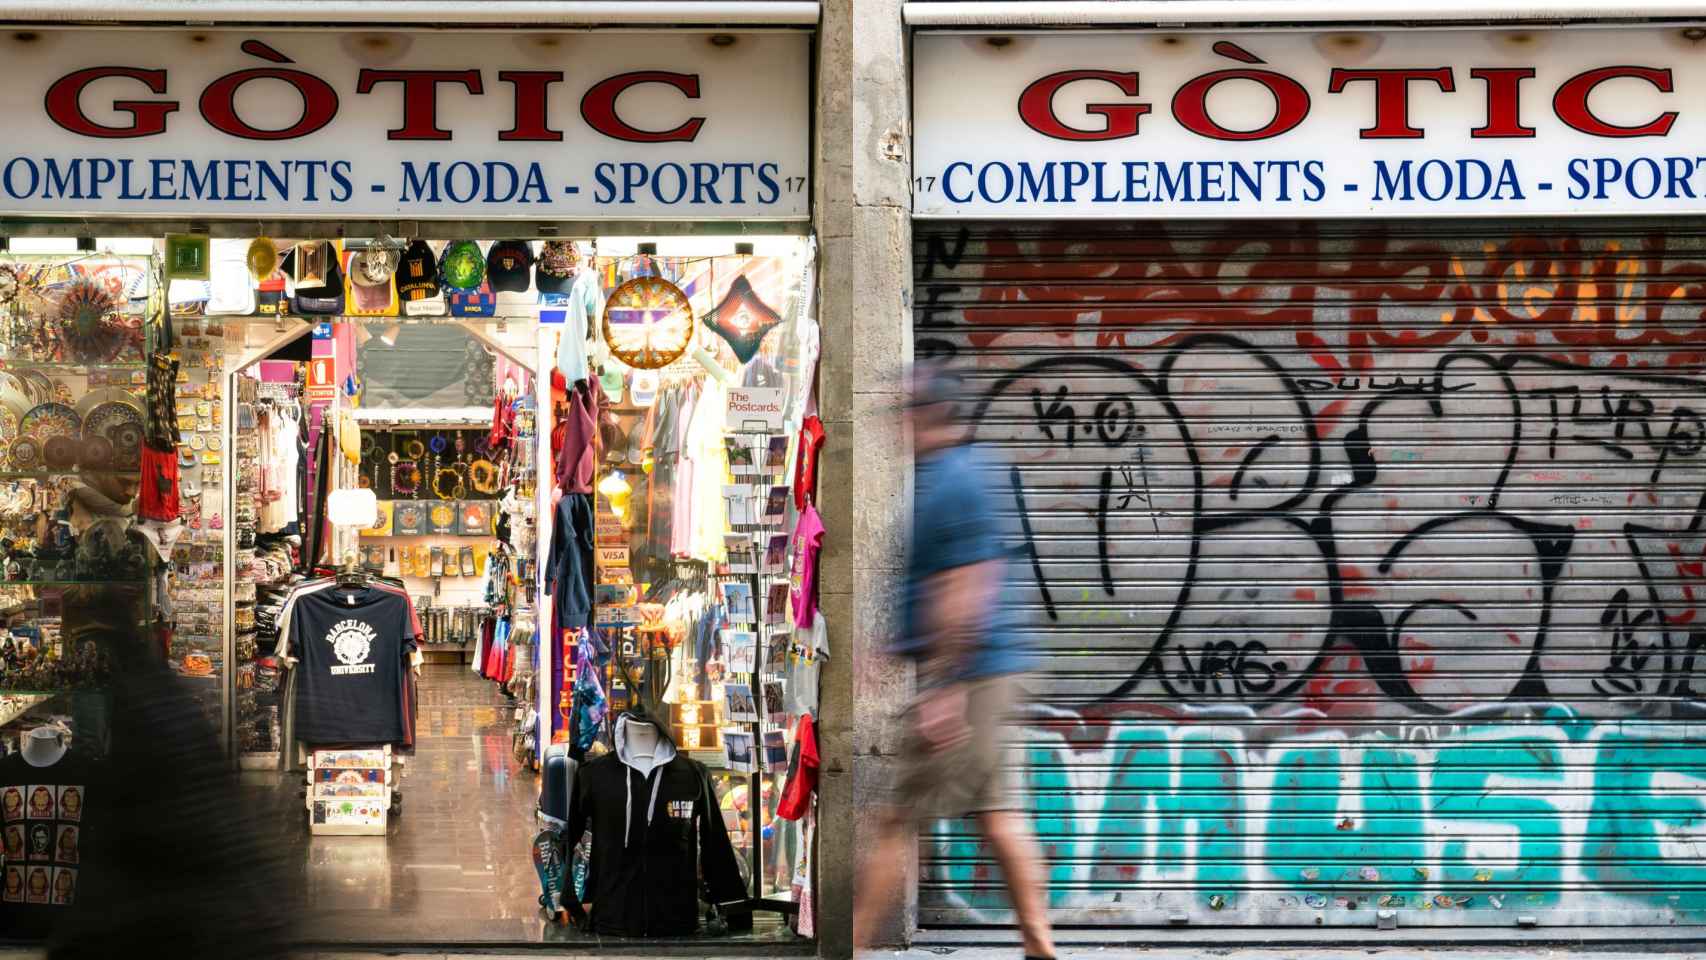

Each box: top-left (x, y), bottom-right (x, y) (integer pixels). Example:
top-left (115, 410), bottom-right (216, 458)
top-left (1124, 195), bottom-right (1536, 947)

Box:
top-left (0, 692), bottom-right (57, 727)
top-left (0, 471), bottom-right (140, 481)
top-left (0, 579), bottom-right (150, 587)
top-left (0, 360), bottom-right (147, 373)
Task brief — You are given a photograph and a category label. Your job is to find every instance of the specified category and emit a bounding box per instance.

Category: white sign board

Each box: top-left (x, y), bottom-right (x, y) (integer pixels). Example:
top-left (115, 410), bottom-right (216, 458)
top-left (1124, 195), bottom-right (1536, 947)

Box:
top-left (726, 386), bottom-right (786, 432)
top-left (0, 30), bottom-right (809, 219)
top-left (914, 27), bottom-right (1706, 219)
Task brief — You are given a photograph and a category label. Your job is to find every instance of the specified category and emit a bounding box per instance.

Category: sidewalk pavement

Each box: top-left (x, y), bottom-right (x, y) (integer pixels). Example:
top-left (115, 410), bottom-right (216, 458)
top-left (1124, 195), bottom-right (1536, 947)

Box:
top-left (6, 950), bottom-right (1706, 960)
top-left (10, 948), bottom-right (1706, 954)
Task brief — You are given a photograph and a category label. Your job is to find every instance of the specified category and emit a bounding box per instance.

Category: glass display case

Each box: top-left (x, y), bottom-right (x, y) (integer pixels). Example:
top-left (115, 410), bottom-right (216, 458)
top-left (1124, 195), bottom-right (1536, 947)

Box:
top-left (0, 253), bottom-right (159, 756)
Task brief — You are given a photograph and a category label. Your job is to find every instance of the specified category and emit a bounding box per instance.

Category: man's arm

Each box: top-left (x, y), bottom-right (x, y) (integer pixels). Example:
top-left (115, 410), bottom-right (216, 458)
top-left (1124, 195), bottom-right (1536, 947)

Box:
top-left (920, 558), bottom-right (1004, 687)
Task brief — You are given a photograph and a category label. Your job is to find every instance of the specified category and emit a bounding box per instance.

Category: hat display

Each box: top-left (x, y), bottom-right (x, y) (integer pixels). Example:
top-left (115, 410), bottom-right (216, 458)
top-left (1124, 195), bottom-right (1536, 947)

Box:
top-left (487, 240), bottom-right (533, 293)
top-left (396, 240), bottom-right (439, 301)
top-left (629, 369), bottom-right (659, 408)
top-left (535, 240), bottom-right (579, 294)
top-left (348, 244), bottom-right (398, 314)
top-left (439, 240), bottom-right (485, 291)
top-left (246, 237), bottom-right (279, 282)
top-left (353, 244), bottom-right (398, 287)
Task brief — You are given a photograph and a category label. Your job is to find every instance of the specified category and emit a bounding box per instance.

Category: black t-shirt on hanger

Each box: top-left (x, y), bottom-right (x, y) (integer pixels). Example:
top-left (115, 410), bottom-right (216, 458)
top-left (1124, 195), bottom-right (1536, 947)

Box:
top-left (289, 586), bottom-right (412, 745)
top-left (0, 749), bottom-right (100, 941)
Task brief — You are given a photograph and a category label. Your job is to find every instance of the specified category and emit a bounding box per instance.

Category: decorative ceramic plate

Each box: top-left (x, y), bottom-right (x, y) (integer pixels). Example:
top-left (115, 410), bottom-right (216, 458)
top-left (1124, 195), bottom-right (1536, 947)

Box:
top-left (15, 371), bottom-right (53, 405)
top-left (21, 402), bottom-right (80, 442)
top-left (81, 398), bottom-right (143, 444)
top-left (42, 435), bottom-right (78, 470)
top-left (9, 437), bottom-right (41, 470)
top-left (601, 276), bottom-right (695, 370)
top-left (75, 386), bottom-right (141, 420)
top-left (80, 435), bottom-right (113, 470)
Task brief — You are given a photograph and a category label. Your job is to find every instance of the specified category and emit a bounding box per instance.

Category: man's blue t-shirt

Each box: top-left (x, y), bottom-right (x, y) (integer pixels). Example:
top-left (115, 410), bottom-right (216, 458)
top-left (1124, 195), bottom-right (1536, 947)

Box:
top-left (893, 442), bottom-right (1036, 682)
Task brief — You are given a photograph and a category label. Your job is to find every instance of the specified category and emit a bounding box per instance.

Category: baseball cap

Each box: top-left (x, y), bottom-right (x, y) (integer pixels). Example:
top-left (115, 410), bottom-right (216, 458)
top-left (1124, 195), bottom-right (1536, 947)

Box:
top-left (599, 364), bottom-right (625, 403)
top-left (535, 240), bottom-right (578, 294)
top-left (630, 369), bottom-right (659, 408)
top-left (349, 245), bottom-right (398, 312)
top-left (487, 240), bottom-right (534, 293)
top-left (439, 240), bottom-right (485, 291)
top-left (395, 240), bottom-right (439, 301)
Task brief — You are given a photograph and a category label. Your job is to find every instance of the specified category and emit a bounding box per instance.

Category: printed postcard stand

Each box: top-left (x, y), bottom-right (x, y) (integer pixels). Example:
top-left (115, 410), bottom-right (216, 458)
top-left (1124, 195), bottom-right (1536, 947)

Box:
top-left (706, 429), bottom-right (799, 919)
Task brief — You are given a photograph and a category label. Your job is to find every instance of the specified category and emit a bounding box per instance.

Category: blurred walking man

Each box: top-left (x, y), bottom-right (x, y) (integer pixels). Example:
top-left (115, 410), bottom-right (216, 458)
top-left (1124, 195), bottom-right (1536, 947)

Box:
top-left (854, 365), bottom-right (1054, 960)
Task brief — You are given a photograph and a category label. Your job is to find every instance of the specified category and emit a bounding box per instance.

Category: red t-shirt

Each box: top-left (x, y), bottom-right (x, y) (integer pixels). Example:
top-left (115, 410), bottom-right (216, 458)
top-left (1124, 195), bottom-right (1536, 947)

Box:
top-left (792, 416), bottom-right (825, 510)
top-left (777, 714), bottom-right (819, 821)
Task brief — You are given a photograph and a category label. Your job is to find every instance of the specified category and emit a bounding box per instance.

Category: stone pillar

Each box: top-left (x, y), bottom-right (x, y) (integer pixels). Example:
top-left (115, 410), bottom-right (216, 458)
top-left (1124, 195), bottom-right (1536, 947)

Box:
top-left (812, 0), bottom-right (914, 955)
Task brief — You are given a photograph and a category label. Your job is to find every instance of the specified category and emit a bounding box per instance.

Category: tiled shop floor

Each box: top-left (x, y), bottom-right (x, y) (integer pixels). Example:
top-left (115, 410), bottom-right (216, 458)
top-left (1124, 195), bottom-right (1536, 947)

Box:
top-left (272, 662), bottom-right (800, 947)
top-left (282, 662), bottom-right (551, 941)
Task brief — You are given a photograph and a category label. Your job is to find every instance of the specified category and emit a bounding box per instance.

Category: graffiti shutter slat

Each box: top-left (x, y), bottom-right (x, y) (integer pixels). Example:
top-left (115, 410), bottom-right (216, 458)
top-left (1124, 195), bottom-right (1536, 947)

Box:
top-left (913, 220), bottom-right (1706, 929)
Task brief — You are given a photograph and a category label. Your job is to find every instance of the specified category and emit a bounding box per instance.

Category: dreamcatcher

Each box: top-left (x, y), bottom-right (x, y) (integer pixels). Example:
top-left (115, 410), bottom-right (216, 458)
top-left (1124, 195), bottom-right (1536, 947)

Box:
top-left (55, 278), bottom-right (129, 363)
top-left (600, 276), bottom-right (695, 370)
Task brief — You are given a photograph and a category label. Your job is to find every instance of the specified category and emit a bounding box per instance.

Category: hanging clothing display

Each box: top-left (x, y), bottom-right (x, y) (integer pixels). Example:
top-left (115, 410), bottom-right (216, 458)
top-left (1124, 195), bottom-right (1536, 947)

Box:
top-left (281, 582), bottom-right (417, 746)
top-left (545, 494), bottom-right (595, 632)
top-left (563, 715), bottom-right (746, 937)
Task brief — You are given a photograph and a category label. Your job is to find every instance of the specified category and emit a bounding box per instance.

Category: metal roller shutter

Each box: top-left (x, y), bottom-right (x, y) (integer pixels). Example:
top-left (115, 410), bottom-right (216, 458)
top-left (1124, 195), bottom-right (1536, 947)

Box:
top-left (913, 220), bottom-right (1706, 929)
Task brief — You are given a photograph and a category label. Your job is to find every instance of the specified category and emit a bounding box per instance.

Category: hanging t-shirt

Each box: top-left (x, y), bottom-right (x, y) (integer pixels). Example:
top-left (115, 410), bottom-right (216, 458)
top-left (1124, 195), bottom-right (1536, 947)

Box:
top-left (789, 504), bottom-right (824, 627)
top-left (0, 749), bottom-right (100, 939)
top-left (792, 415), bottom-right (825, 511)
top-left (776, 714), bottom-right (818, 821)
top-left (288, 586), bottom-right (413, 745)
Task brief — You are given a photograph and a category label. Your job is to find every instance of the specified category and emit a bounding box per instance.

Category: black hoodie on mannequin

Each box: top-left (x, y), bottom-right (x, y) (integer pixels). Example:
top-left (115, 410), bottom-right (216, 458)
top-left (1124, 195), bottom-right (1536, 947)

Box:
top-left (564, 714), bottom-right (747, 936)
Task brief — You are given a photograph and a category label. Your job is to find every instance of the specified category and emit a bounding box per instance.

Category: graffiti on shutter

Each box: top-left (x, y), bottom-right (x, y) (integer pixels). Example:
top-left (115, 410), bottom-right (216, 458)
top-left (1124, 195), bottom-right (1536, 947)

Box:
top-left (913, 223), bottom-right (1706, 927)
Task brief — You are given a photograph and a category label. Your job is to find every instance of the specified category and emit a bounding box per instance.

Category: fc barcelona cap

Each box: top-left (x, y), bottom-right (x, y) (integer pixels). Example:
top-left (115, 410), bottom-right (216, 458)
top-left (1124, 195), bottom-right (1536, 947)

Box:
top-left (396, 240), bottom-right (439, 301)
top-left (487, 240), bottom-right (534, 293)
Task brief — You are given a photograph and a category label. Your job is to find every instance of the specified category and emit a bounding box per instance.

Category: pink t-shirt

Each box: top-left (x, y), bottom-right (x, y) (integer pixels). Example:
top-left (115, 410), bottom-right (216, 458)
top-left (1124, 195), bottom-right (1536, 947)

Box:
top-left (790, 505), bottom-right (825, 627)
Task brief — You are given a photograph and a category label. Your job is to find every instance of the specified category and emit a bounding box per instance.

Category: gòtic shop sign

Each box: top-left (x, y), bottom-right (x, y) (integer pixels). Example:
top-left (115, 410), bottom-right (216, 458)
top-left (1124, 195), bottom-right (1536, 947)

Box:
top-left (914, 27), bottom-right (1706, 218)
top-left (0, 30), bottom-right (808, 219)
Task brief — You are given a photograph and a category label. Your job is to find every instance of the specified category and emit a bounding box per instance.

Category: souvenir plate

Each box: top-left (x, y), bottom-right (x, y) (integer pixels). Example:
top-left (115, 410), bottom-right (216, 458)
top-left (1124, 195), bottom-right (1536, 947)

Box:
top-left (15, 371), bottom-right (53, 405)
top-left (20, 403), bottom-right (80, 442)
top-left (9, 437), bottom-right (40, 470)
top-left (75, 386), bottom-right (142, 420)
top-left (81, 399), bottom-right (143, 445)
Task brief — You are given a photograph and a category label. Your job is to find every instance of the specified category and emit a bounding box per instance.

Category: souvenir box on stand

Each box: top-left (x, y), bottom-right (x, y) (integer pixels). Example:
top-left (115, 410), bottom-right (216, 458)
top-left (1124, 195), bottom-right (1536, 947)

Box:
top-left (306, 746), bottom-right (393, 836)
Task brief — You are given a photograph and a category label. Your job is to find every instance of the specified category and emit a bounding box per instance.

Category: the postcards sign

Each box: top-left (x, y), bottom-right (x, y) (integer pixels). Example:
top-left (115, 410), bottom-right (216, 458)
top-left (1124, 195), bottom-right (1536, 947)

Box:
top-left (914, 27), bottom-right (1706, 218)
top-left (0, 30), bottom-right (809, 219)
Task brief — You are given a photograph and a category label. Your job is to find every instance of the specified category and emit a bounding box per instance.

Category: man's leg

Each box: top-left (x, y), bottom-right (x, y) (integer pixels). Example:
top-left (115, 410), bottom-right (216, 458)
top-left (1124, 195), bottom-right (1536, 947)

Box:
top-left (979, 808), bottom-right (1054, 959)
top-left (853, 808), bottom-right (913, 949)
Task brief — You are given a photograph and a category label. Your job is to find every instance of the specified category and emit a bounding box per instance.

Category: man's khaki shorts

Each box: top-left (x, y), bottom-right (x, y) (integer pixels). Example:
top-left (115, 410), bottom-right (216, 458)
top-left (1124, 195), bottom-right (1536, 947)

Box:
top-left (893, 674), bottom-right (1023, 822)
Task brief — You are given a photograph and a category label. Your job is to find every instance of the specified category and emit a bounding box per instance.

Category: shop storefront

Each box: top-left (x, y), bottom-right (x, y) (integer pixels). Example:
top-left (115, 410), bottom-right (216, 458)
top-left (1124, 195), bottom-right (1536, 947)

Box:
top-left (911, 23), bottom-right (1706, 931)
top-left (0, 18), bottom-right (828, 950)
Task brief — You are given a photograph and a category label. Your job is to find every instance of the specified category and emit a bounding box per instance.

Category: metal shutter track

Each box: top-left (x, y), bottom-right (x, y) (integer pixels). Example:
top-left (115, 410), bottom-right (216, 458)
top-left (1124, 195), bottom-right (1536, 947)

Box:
top-left (913, 220), bottom-right (1706, 929)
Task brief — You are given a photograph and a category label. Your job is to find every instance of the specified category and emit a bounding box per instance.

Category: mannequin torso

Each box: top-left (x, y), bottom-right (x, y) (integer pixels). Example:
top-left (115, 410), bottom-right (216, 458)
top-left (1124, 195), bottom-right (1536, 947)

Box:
top-left (625, 720), bottom-right (660, 765)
